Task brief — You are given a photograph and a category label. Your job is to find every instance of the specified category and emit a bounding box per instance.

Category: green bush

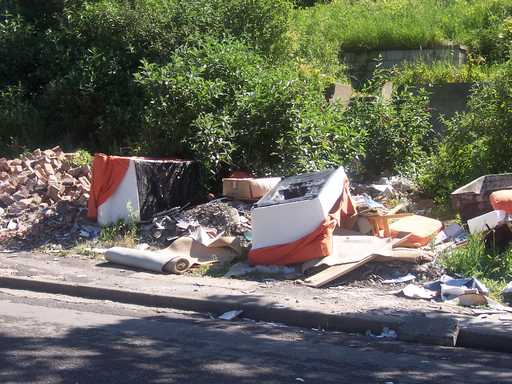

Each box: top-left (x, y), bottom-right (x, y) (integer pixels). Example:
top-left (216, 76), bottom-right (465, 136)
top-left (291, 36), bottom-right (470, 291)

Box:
top-left (291, 0), bottom-right (512, 80)
top-left (442, 235), bottom-right (512, 297)
top-left (343, 71), bottom-right (432, 178)
top-left (420, 59), bottom-right (512, 200)
top-left (0, 84), bottom-right (42, 155)
top-left (0, 0), bottom-right (293, 155)
top-left (135, 39), bottom-right (364, 182)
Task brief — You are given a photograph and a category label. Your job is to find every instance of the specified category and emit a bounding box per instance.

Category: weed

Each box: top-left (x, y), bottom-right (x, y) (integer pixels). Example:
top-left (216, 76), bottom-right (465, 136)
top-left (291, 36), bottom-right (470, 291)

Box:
top-left (71, 149), bottom-right (92, 167)
top-left (191, 262), bottom-right (231, 277)
top-left (99, 219), bottom-right (138, 248)
top-left (71, 241), bottom-right (99, 258)
top-left (441, 235), bottom-right (512, 299)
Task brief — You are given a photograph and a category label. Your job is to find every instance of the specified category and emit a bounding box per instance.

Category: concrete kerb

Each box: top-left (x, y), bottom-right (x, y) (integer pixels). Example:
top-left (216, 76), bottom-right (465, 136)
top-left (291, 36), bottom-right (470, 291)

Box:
top-left (1, 274), bottom-right (506, 352)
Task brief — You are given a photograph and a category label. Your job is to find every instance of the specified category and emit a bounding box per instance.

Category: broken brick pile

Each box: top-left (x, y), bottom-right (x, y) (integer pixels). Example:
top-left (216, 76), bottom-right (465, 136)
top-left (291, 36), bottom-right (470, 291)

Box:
top-left (0, 146), bottom-right (92, 248)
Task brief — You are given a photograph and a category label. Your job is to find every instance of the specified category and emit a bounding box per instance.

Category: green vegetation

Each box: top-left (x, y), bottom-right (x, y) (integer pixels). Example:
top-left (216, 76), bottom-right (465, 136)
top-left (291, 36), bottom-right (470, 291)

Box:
top-left (391, 61), bottom-right (496, 86)
top-left (292, 0), bottom-right (512, 75)
top-left (1, 0), bottom-right (512, 194)
top-left (99, 219), bottom-right (138, 248)
top-left (420, 59), bottom-right (512, 201)
top-left (71, 149), bottom-right (92, 167)
top-left (442, 235), bottom-right (512, 299)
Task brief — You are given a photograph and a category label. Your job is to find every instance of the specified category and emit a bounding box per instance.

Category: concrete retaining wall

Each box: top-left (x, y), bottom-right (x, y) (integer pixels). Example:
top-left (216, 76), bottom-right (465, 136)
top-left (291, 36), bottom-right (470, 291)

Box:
top-left (343, 45), bottom-right (468, 85)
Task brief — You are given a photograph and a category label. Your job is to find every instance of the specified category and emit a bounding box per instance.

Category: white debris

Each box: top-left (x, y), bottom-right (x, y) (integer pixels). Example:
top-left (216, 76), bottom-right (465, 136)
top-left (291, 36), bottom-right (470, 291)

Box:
top-left (218, 310), bottom-right (243, 321)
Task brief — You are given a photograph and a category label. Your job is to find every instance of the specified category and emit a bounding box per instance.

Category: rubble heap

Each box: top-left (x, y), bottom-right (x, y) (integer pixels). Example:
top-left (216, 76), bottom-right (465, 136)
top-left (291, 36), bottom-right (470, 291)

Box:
top-left (0, 147), bottom-right (91, 248)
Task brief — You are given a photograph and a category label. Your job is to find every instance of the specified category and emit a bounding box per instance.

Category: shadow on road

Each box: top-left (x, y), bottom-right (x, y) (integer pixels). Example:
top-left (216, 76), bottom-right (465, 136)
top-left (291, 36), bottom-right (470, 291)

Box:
top-left (1, 304), bottom-right (512, 384)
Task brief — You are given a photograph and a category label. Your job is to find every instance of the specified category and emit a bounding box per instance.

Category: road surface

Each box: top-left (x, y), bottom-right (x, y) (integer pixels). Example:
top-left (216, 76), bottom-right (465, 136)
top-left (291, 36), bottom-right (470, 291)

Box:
top-left (0, 288), bottom-right (511, 384)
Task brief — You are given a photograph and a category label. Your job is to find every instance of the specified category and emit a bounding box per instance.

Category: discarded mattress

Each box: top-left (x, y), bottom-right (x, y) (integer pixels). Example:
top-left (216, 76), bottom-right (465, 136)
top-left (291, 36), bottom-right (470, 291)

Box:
top-left (88, 154), bottom-right (202, 225)
top-left (389, 215), bottom-right (442, 248)
top-left (249, 167), bottom-right (357, 265)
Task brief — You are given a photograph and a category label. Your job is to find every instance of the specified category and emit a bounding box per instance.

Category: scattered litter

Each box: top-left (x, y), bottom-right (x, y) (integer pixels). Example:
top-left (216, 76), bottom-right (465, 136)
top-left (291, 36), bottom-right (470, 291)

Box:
top-left (366, 327), bottom-right (397, 339)
top-left (447, 293), bottom-right (488, 307)
top-left (302, 236), bottom-right (392, 271)
top-left (222, 177), bottom-right (281, 201)
top-left (369, 184), bottom-right (395, 199)
top-left (218, 310), bottom-right (243, 321)
top-left (352, 194), bottom-right (385, 211)
top-left (382, 273), bottom-right (416, 284)
top-left (7, 220), bottom-right (17, 231)
top-left (295, 378), bottom-right (305, 382)
top-left (434, 223), bottom-right (467, 245)
top-left (424, 275), bottom-right (489, 301)
top-left (401, 284), bottom-right (437, 300)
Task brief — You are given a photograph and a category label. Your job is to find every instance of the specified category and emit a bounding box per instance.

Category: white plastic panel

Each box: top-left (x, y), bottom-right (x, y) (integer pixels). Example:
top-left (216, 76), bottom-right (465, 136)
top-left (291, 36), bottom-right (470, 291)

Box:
top-left (251, 167), bottom-right (346, 249)
top-left (97, 160), bottom-right (140, 226)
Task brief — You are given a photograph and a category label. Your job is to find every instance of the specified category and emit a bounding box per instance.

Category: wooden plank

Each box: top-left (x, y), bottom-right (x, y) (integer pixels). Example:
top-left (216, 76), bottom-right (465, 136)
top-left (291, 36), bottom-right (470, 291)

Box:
top-left (374, 248), bottom-right (433, 264)
top-left (302, 254), bottom-right (376, 288)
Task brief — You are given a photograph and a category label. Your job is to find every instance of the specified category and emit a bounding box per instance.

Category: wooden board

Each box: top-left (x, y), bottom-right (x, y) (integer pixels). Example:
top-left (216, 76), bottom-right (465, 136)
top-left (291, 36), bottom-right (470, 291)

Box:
top-left (302, 254), bottom-right (376, 288)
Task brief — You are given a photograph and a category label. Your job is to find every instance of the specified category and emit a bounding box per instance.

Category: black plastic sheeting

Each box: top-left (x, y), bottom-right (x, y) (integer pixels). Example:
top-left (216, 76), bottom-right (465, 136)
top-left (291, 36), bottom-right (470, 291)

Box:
top-left (134, 160), bottom-right (203, 220)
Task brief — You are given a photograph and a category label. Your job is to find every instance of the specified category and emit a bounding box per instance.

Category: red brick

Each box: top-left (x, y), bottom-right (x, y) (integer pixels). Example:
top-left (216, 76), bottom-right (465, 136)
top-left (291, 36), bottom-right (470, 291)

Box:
top-left (43, 162), bottom-right (54, 176)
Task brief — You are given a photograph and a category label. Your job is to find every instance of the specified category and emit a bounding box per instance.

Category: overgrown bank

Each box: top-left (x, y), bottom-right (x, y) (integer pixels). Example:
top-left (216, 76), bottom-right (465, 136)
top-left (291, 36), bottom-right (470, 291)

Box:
top-left (0, 0), bottom-right (434, 185)
top-left (2, 0), bottom-right (512, 198)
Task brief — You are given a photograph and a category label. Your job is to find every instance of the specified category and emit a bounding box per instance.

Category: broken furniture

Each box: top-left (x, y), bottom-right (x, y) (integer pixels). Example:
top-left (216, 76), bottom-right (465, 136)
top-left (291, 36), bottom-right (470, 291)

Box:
top-left (251, 167), bottom-right (348, 250)
top-left (88, 154), bottom-right (202, 226)
top-left (451, 173), bottom-right (512, 221)
top-left (248, 167), bottom-right (356, 265)
top-left (490, 189), bottom-right (512, 214)
top-left (363, 212), bottom-right (413, 238)
top-left (389, 215), bottom-right (443, 248)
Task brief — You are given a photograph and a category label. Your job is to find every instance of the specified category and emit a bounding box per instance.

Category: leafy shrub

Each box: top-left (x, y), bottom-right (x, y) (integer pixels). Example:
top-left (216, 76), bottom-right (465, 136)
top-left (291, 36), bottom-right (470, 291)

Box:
top-left (0, 0), bottom-right (293, 155)
top-left (420, 59), bottom-right (512, 200)
top-left (343, 70), bottom-right (432, 178)
top-left (136, 39), bottom-right (364, 182)
top-left (442, 235), bottom-right (512, 288)
top-left (0, 84), bottom-right (42, 154)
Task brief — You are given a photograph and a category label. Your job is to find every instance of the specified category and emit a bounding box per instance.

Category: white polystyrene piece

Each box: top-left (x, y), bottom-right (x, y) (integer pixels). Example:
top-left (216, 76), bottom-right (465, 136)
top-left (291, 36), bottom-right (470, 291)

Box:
top-left (97, 160), bottom-right (140, 226)
top-left (467, 210), bottom-right (507, 234)
top-left (251, 167), bottom-right (346, 249)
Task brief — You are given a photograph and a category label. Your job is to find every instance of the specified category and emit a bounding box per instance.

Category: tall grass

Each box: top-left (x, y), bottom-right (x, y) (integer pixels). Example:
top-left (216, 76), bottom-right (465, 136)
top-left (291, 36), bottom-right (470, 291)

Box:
top-left (391, 62), bottom-right (497, 85)
top-left (291, 0), bottom-right (512, 76)
top-left (442, 235), bottom-right (512, 298)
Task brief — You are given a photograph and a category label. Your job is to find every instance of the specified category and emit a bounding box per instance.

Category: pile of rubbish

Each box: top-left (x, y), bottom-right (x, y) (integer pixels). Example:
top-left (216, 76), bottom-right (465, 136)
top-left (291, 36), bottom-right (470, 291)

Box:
top-left (0, 147), bottom-right (92, 248)
top-left (3, 149), bottom-right (512, 308)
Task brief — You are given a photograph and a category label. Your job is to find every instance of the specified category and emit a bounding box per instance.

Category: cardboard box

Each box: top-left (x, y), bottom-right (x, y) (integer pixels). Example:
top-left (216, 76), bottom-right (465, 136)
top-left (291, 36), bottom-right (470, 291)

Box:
top-left (222, 177), bottom-right (281, 201)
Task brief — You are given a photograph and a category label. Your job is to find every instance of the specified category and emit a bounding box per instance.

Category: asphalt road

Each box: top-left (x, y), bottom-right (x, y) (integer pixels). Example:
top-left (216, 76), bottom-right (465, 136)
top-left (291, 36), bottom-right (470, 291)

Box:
top-left (1, 289), bottom-right (512, 384)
